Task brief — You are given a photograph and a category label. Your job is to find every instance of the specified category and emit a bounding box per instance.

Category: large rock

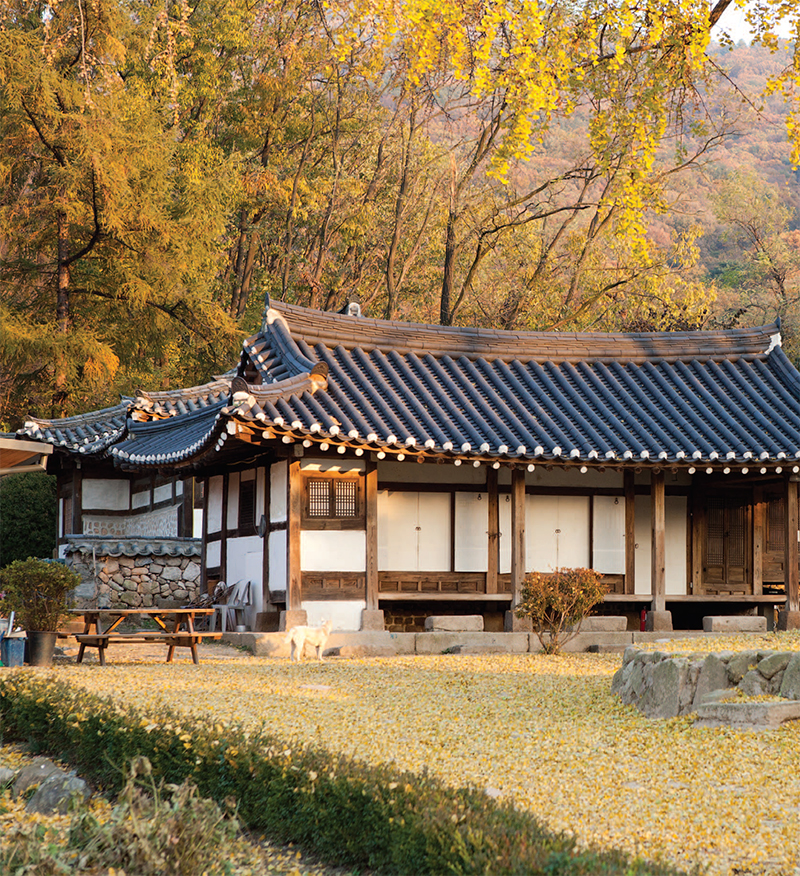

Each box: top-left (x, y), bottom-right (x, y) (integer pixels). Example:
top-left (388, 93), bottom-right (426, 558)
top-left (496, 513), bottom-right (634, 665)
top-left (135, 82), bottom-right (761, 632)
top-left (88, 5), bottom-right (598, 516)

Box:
top-left (0, 767), bottom-right (17, 787)
top-left (26, 774), bottom-right (91, 814)
top-left (13, 758), bottom-right (64, 797)
top-left (695, 700), bottom-right (800, 730)
top-left (739, 669), bottom-right (770, 697)
top-left (727, 651), bottom-right (759, 685)
top-left (758, 652), bottom-right (791, 679)
top-left (692, 653), bottom-right (731, 710)
top-left (779, 653), bottom-right (800, 700)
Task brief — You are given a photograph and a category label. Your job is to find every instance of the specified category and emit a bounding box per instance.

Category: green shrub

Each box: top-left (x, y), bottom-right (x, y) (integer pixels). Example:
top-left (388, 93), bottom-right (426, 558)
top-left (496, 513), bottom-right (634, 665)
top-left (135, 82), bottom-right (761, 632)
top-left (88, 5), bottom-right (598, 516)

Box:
top-left (0, 673), bottom-right (686, 876)
top-left (0, 557), bottom-right (78, 630)
top-left (515, 567), bottom-right (608, 655)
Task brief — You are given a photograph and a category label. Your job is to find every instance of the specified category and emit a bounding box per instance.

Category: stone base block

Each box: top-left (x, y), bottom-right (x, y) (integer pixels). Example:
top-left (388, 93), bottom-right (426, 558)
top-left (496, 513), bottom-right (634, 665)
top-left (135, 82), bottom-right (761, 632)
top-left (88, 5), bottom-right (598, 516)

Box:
top-left (424, 615), bottom-right (484, 632)
top-left (645, 610), bottom-right (673, 632)
top-left (777, 610), bottom-right (800, 631)
top-left (703, 615), bottom-right (767, 633)
top-left (534, 632), bottom-right (634, 653)
top-left (574, 616), bottom-right (627, 633)
top-left (360, 610), bottom-right (385, 631)
top-left (415, 632), bottom-right (529, 655)
top-left (694, 700), bottom-right (800, 730)
top-left (504, 612), bottom-right (532, 632)
top-left (327, 632), bottom-right (415, 658)
top-left (279, 610), bottom-right (307, 632)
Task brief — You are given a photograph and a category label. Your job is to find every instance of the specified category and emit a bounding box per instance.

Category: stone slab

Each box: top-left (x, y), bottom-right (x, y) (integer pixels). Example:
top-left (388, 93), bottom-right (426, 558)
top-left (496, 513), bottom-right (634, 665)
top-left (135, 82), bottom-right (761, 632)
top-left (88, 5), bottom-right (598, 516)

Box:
top-left (415, 632), bottom-right (529, 654)
top-left (504, 612), bottom-right (532, 632)
top-left (279, 610), bottom-right (307, 632)
top-left (577, 616), bottom-right (628, 632)
top-left (694, 700), bottom-right (800, 730)
top-left (424, 615), bottom-right (484, 632)
top-left (703, 615), bottom-right (767, 633)
top-left (545, 632), bottom-right (634, 653)
top-left (225, 631), bottom-right (417, 658)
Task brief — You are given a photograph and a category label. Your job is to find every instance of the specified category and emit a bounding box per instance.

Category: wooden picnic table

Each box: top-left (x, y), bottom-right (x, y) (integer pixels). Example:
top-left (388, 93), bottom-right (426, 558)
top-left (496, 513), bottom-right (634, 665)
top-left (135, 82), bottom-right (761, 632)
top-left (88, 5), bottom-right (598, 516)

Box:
top-left (71, 608), bottom-right (220, 666)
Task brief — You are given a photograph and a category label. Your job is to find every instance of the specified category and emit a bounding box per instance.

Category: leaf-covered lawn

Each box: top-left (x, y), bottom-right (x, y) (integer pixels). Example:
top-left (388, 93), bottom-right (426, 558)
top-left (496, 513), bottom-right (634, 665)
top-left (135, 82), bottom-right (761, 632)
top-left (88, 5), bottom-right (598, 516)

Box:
top-left (45, 634), bottom-right (800, 876)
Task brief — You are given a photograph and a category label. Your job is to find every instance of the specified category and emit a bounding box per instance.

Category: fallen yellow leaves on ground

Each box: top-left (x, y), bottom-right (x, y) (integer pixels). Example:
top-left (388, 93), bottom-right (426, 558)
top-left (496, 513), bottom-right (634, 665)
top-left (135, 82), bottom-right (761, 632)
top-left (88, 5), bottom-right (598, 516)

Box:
top-left (37, 633), bottom-right (800, 876)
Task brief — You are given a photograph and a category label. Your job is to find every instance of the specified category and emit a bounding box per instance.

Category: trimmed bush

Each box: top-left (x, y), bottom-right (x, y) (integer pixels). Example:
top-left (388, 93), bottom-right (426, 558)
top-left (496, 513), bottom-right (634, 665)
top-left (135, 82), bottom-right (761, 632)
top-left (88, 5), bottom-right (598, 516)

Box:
top-left (515, 567), bottom-right (608, 654)
top-left (0, 673), bottom-right (687, 876)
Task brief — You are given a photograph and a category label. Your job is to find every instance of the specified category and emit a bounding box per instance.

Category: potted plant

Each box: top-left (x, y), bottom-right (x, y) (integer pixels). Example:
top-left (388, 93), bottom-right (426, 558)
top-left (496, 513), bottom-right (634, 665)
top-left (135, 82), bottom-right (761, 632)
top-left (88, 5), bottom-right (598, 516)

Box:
top-left (0, 557), bottom-right (79, 666)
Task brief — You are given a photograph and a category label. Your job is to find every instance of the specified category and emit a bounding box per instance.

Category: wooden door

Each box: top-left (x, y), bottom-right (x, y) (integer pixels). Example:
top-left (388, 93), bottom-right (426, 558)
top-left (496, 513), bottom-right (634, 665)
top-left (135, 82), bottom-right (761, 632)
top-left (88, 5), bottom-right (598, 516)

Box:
top-left (700, 491), bottom-right (751, 595)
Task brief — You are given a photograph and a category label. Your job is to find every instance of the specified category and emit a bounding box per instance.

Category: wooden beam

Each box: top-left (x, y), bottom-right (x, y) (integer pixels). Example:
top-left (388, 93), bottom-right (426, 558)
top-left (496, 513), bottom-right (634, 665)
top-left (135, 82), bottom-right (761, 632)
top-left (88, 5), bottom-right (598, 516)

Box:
top-left (365, 461), bottom-right (378, 610)
top-left (288, 460), bottom-right (303, 611)
top-left (486, 468), bottom-right (499, 594)
top-left (785, 476), bottom-right (799, 612)
top-left (651, 470), bottom-right (666, 612)
top-left (511, 467), bottom-right (526, 607)
top-left (624, 470), bottom-right (635, 595)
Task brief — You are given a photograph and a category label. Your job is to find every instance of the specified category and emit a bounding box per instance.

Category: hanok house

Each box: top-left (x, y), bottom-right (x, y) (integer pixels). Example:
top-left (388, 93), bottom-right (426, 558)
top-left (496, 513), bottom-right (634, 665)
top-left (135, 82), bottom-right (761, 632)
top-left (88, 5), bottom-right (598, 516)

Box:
top-left (15, 299), bottom-right (800, 633)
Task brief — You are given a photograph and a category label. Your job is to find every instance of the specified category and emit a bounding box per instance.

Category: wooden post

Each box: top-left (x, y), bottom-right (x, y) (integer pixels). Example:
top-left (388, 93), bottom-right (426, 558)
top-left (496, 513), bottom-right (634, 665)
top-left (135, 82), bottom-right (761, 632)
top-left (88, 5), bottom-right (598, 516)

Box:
top-left (753, 486), bottom-right (764, 596)
top-left (510, 468), bottom-right (526, 606)
top-left (651, 470), bottom-right (666, 613)
top-left (624, 470), bottom-right (636, 595)
top-left (486, 468), bottom-right (499, 595)
top-left (785, 476), bottom-right (799, 613)
top-left (200, 476), bottom-right (208, 593)
top-left (288, 460), bottom-right (302, 611)
top-left (365, 461), bottom-right (378, 610)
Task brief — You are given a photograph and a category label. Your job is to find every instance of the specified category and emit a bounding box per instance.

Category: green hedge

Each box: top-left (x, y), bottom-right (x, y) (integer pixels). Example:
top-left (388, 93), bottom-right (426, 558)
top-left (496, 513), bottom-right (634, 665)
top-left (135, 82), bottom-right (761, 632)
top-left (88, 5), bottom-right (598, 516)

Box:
top-left (0, 673), bottom-right (687, 875)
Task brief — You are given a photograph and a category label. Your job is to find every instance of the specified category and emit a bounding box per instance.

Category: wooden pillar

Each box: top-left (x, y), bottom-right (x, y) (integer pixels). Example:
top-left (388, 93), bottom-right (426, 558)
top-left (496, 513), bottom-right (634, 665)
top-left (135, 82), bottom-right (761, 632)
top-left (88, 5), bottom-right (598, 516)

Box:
top-left (785, 476), bottom-right (799, 613)
top-left (624, 470), bottom-right (636, 595)
top-left (365, 461), bottom-right (378, 610)
top-left (220, 472), bottom-right (229, 584)
top-left (486, 468), bottom-right (499, 595)
top-left (752, 486), bottom-right (764, 596)
top-left (510, 468), bottom-right (526, 606)
top-left (650, 469), bottom-right (666, 613)
top-left (287, 460), bottom-right (302, 611)
top-left (200, 476), bottom-right (209, 592)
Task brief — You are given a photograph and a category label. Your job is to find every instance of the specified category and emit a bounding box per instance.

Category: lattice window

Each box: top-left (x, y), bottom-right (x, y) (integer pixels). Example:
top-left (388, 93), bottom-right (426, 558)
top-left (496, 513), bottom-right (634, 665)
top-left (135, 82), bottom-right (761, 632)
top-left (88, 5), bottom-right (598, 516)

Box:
top-left (707, 497), bottom-right (725, 565)
top-left (304, 476), bottom-right (362, 525)
top-left (768, 495), bottom-right (785, 553)
top-left (238, 479), bottom-right (257, 535)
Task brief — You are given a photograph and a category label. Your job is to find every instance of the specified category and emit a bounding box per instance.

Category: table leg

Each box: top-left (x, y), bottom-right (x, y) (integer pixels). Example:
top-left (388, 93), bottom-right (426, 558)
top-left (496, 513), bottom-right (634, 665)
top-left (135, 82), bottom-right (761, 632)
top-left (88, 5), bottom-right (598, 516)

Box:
top-left (98, 645), bottom-right (106, 667)
top-left (77, 643), bottom-right (86, 663)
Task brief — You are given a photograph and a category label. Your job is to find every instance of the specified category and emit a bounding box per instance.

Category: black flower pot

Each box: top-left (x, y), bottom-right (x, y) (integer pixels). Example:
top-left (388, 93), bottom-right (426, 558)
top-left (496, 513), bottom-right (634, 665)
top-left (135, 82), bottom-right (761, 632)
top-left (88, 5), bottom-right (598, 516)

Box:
top-left (26, 630), bottom-right (58, 666)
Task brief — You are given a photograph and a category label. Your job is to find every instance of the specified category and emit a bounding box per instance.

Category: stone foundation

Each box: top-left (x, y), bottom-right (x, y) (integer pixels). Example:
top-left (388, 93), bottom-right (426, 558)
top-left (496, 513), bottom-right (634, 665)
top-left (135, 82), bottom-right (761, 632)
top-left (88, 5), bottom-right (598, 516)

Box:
top-left (66, 537), bottom-right (203, 609)
top-left (612, 646), bottom-right (800, 719)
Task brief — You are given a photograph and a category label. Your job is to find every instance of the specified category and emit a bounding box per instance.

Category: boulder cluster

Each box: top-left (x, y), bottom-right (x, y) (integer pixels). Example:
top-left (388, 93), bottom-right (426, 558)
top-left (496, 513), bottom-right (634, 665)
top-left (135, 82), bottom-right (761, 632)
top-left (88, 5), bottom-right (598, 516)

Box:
top-left (611, 646), bottom-right (800, 719)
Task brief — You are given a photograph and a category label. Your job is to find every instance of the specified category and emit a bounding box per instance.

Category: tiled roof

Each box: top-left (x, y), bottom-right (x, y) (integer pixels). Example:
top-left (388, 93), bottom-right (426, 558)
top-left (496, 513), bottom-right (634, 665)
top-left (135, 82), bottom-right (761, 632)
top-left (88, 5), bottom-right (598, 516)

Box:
top-left (22, 403), bottom-right (130, 454)
top-left (224, 303), bottom-right (800, 467)
top-left (65, 536), bottom-right (201, 558)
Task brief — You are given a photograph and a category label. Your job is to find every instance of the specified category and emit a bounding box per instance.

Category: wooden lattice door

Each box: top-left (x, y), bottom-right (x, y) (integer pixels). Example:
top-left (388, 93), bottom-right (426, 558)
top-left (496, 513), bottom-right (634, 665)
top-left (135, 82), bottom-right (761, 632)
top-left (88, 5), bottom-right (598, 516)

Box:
top-left (701, 492), bottom-right (751, 595)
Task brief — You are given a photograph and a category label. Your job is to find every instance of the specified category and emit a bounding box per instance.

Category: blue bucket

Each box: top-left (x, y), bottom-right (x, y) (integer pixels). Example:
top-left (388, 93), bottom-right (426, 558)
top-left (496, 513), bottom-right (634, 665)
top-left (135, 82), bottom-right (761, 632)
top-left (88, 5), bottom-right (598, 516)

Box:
top-left (0, 636), bottom-right (25, 668)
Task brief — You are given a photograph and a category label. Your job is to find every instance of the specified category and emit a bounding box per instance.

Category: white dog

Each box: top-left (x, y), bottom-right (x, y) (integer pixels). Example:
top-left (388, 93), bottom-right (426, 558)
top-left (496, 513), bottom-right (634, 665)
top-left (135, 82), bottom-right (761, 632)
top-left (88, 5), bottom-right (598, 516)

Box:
top-left (284, 619), bottom-right (332, 662)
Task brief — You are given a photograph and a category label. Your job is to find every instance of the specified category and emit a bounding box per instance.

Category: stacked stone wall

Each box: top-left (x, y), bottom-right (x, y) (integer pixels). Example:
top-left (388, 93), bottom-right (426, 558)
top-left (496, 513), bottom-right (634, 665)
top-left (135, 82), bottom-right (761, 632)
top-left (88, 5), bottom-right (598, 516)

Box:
top-left (612, 646), bottom-right (800, 719)
top-left (68, 552), bottom-right (203, 609)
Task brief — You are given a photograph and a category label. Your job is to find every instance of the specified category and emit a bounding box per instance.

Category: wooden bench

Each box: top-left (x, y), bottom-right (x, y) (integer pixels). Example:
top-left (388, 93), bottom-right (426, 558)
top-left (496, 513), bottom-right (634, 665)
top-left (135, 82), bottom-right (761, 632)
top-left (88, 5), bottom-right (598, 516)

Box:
top-left (75, 631), bottom-right (222, 665)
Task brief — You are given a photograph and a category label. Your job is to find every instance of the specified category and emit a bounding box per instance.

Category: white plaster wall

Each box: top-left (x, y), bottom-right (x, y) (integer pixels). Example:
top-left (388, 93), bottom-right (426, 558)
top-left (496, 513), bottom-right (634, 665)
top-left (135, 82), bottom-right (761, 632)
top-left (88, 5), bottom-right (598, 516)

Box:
top-left (301, 457), bottom-right (365, 473)
top-left (593, 495), bottom-right (626, 574)
top-left (207, 476), bottom-right (223, 533)
top-left (634, 496), bottom-right (688, 595)
top-left (301, 530), bottom-right (366, 572)
top-left (377, 491), bottom-right (450, 570)
top-left (454, 492), bottom-right (487, 571)
top-left (525, 468), bottom-right (623, 489)
top-left (227, 472), bottom-right (240, 530)
top-left (206, 541), bottom-right (221, 569)
top-left (193, 509), bottom-right (204, 538)
top-left (378, 460), bottom-right (485, 485)
top-left (256, 469), bottom-right (266, 528)
top-left (132, 490), bottom-right (150, 509)
top-left (301, 599), bottom-right (366, 631)
top-left (526, 495), bottom-right (590, 572)
top-left (268, 529), bottom-right (288, 592)
top-left (270, 462), bottom-right (288, 523)
top-left (154, 483), bottom-right (173, 504)
top-left (83, 479), bottom-right (130, 511)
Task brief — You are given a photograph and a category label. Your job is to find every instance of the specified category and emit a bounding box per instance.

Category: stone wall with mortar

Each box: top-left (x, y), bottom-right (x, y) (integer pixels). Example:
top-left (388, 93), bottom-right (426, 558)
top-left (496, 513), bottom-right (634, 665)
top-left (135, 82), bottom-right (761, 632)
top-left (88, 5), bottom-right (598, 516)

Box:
top-left (612, 646), bottom-right (800, 719)
top-left (65, 538), bottom-right (203, 609)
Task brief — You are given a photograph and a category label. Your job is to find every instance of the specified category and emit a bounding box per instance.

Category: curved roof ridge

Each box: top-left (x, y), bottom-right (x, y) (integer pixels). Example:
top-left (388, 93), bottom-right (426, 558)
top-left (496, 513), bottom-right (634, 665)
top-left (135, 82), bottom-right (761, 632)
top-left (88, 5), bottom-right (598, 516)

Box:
top-left (23, 402), bottom-right (130, 431)
top-left (270, 300), bottom-right (780, 364)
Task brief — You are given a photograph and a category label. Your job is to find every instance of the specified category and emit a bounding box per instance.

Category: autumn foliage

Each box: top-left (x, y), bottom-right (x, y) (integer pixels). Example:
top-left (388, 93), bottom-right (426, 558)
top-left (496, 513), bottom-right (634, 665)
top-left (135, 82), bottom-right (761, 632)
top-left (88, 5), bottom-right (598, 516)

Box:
top-left (515, 567), bottom-right (608, 654)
